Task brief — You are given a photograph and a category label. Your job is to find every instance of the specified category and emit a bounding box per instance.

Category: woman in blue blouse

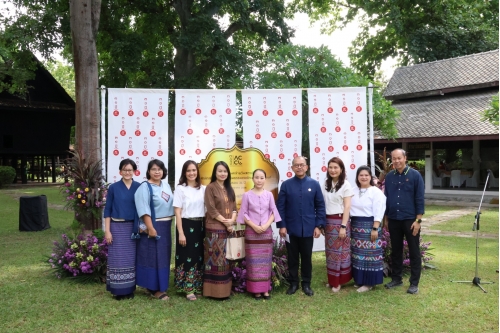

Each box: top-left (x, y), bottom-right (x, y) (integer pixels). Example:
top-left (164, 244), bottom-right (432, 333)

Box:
top-left (134, 159), bottom-right (174, 301)
top-left (104, 159), bottom-right (141, 300)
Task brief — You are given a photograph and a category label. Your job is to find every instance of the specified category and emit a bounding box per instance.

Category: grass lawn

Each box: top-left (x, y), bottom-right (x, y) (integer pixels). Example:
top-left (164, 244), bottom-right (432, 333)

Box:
top-left (0, 187), bottom-right (498, 333)
top-left (427, 208), bottom-right (499, 235)
top-left (424, 205), bottom-right (466, 218)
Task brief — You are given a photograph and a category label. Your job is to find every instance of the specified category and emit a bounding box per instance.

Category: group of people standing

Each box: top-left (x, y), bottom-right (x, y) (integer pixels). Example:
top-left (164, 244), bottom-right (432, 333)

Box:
top-left (104, 158), bottom-right (279, 301)
top-left (281, 150), bottom-right (424, 296)
top-left (103, 147), bottom-right (424, 301)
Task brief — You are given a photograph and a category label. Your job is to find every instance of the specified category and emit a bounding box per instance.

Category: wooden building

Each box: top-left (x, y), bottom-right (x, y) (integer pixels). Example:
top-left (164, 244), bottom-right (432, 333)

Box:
top-left (0, 59), bottom-right (75, 183)
top-left (375, 50), bottom-right (499, 194)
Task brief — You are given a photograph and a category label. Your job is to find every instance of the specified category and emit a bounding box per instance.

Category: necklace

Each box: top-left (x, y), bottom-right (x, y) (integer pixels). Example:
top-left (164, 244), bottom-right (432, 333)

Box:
top-left (330, 180), bottom-right (338, 193)
top-left (359, 188), bottom-right (368, 197)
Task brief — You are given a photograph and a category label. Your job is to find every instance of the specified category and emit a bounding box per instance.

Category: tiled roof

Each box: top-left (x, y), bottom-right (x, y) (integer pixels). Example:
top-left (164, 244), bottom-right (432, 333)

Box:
top-left (388, 89), bottom-right (499, 139)
top-left (384, 50), bottom-right (499, 99)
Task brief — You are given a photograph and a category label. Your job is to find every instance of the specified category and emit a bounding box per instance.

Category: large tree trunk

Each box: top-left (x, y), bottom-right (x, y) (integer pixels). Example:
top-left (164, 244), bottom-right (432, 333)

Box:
top-left (70, 0), bottom-right (102, 230)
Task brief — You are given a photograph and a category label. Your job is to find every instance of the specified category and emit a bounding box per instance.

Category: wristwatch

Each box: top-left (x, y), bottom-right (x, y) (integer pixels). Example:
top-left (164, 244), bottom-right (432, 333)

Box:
top-left (340, 225), bottom-right (347, 229)
top-left (372, 227), bottom-right (378, 231)
top-left (416, 219), bottom-right (422, 224)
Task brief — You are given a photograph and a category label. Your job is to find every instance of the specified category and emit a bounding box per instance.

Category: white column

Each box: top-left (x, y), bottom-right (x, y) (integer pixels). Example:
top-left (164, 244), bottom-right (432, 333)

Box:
top-left (424, 148), bottom-right (433, 192)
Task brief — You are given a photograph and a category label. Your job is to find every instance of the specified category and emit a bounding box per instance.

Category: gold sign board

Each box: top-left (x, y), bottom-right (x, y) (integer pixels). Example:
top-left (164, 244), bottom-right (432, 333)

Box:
top-left (198, 146), bottom-right (280, 209)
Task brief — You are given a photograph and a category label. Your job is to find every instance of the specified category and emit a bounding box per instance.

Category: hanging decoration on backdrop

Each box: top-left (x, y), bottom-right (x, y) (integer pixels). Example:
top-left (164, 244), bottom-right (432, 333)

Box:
top-left (107, 88), bottom-right (170, 183)
top-left (241, 89), bottom-right (302, 189)
top-left (308, 87), bottom-right (367, 184)
top-left (308, 87), bottom-right (367, 251)
top-left (174, 89), bottom-right (236, 183)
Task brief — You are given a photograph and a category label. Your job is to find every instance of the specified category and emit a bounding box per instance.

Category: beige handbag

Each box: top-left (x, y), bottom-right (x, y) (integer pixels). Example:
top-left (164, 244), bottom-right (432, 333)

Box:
top-left (226, 222), bottom-right (245, 260)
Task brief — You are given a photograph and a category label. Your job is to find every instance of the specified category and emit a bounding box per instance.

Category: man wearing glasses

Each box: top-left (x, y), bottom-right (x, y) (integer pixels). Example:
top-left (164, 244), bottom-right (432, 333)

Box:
top-left (277, 156), bottom-right (326, 296)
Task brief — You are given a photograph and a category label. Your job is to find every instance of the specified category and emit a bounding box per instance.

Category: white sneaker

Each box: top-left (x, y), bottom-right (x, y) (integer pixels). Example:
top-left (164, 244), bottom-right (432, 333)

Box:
top-left (356, 285), bottom-right (373, 293)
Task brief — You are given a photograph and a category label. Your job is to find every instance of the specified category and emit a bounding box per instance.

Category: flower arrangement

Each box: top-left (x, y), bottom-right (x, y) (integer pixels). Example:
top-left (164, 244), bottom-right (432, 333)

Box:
top-left (380, 227), bottom-right (434, 277)
top-left (232, 237), bottom-right (289, 293)
top-left (61, 150), bottom-right (108, 230)
top-left (374, 147), bottom-right (392, 192)
top-left (47, 232), bottom-right (108, 283)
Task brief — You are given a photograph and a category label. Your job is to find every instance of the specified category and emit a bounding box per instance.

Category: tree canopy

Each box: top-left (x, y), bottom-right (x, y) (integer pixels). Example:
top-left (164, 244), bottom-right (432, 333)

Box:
top-left (482, 94), bottom-right (499, 127)
top-left (247, 44), bottom-right (399, 156)
top-left (3, 0), bottom-right (293, 90)
top-left (292, 0), bottom-right (499, 77)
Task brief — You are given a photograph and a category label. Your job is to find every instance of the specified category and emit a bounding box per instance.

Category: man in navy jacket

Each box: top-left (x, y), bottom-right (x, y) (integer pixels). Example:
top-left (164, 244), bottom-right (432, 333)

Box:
top-left (277, 156), bottom-right (326, 296)
top-left (384, 148), bottom-right (425, 294)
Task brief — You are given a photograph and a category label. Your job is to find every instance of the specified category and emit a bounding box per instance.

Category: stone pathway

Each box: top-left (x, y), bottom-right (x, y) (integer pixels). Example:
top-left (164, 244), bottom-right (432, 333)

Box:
top-left (420, 208), bottom-right (498, 239)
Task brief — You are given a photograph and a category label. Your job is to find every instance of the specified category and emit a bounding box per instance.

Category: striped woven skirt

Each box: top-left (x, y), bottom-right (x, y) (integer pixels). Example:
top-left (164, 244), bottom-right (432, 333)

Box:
top-left (245, 228), bottom-right (273, 293)
top-left (325, 214), bottom-right (352, 288)
top-left (106, 220), bottom-right (136, 296)
top-left (203, 228), bottom-right (232, 298)
top-left (136, 220), bottom-right (172, 293)
top-left (350, 216), bottom-right (384, 286)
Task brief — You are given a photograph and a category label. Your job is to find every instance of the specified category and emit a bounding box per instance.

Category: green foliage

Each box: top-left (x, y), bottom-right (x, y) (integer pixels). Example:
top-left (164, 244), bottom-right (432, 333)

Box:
top-left (0, 166), bottom-right (16, 188)
top-left (482, 93), bottom-right (499, 126)
top-left (246, 44), bottom-right (398, 156)
top-left (0, 34), bottom-right (37, 97)
top-left (43, 60), bottom-right (75, 100)
top-left (293, 0), bottom-right (499, 77)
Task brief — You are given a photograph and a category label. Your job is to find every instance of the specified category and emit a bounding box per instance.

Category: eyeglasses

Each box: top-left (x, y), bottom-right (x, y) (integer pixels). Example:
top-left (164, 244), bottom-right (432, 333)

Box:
top-left (293, 164), bottom-right (307, 168)
top-left (121, 169), bottom-right (134, 173)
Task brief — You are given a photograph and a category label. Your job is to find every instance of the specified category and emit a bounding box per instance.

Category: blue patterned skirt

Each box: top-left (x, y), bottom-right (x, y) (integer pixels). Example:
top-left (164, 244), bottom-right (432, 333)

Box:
top-left (106, 220), bottom-right (136, 296)
top-left (136, 220), bottom-right (172, 292)
top-left (350, 216), bottom-right (384, 286)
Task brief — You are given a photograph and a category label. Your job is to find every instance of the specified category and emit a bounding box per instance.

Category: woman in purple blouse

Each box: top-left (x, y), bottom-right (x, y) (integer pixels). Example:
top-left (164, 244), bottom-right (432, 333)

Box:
top-left (237, 169), bottom-right (281, 300)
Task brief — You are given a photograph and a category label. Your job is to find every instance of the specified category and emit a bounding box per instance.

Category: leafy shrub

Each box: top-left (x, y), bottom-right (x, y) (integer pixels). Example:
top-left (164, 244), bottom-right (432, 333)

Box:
top-left (0, 166), bottom-right (16, 187)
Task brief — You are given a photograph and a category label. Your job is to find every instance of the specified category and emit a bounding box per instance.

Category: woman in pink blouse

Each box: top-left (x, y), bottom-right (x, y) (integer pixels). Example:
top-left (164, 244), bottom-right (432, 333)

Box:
top-left (237, 169), bottom-right (281, 300)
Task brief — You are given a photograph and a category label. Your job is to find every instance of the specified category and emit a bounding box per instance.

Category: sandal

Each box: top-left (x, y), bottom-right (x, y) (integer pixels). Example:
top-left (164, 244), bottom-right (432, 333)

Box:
top-left (263, 293), bottom-right (271, 300)
top-left (254, 293), bottom-right (263, 300)
top-left (331, 286), bottom-right (341, 293)
top-left (186, 294), bottom-right (197, 301)
top-left (152, 291), bottom-right (170, 301)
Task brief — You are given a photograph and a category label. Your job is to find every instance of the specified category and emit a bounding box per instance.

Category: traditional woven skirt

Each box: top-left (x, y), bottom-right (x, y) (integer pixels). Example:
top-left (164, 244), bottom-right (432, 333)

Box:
top-left (106, 220), bottom-right (136, 296)
top-left (203, 228), bottom-right (232, 298)
top-left (174, 218), bottom-right (204, 294)
top-left (325, 214), bottom-right (352, 288)
top-left (350, 216), bottom-right (384, 286)
top-left (136, 220), bottom-right (172, 292)
top-left (245, 228), bottom-right (273, 293)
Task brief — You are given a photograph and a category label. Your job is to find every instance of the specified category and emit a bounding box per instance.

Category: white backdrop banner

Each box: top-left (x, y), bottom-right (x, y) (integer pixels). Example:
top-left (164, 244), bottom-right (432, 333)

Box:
top-left (107, 88), bottom-right (169, 183)
top-left (241, 89), bottom-right (302, 188)
top-left (174, 89), bottom-right (236, 183)
top-left (308, 87), bottom-right (367, 251)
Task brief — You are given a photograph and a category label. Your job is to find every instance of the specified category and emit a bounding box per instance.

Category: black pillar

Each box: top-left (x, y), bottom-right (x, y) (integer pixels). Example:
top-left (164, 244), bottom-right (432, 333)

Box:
top-left (51, 156), bottom-right (56, 183)
top-left (21, 155), bottom-right (27, 184)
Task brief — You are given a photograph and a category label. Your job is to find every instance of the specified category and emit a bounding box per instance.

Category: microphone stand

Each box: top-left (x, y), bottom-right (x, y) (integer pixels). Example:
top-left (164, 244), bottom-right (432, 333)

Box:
top-left (451, 170), bottom-right (494, 293)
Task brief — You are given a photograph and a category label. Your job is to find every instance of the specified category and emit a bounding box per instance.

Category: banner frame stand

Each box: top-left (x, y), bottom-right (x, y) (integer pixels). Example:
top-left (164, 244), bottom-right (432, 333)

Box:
top-left (100, 85), bottom-right (107, 231)
top-left (368, 83), bottom-right (375, 176)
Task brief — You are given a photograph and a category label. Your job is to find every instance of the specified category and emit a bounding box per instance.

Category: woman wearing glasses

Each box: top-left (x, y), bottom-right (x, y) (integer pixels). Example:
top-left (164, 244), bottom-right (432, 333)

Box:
top-left (104, 159), bottom-right (141, 300)
top-left (135, 159), bottom-right (174, 301)
top-left (350, 166), bottom-right (386, 292)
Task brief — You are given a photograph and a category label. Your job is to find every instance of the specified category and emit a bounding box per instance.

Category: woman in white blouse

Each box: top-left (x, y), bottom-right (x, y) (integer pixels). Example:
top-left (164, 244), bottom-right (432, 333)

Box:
top-left (321, 157), bottom-right (354, 293)
top-left (173, 160), bottom-right (206, 301)
top-left (350, 166), bottom-right (386, 292)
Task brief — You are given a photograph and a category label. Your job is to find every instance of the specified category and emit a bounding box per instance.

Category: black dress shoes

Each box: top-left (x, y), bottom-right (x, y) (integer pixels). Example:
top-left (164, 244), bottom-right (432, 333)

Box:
top-left (302, 285), bottom-right (314, 296)
top-left (286, 284), bottom-right (299, 295)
